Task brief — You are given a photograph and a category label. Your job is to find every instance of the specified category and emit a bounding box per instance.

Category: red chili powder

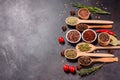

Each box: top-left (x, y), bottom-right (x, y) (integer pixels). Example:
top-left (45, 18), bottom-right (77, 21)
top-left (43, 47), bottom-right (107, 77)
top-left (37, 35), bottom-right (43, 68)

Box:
top-left (83, 30), bottom-right (95, 41)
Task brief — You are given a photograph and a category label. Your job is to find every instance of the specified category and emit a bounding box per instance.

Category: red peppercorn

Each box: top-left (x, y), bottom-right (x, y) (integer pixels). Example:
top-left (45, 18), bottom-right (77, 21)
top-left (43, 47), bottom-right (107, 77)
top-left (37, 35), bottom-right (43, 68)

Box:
top-left (63, 64), bottom-right (69, 72)
top-left (58, 37), bottom-right (65, 43)
top-left (69, 66), bottom-right (76, 73)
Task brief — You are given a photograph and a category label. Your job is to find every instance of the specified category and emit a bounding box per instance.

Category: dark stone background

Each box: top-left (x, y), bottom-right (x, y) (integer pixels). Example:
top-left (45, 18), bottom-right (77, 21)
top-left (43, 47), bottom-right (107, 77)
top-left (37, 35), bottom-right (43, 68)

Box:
top-left (0, 0), bottom-right (120, 80)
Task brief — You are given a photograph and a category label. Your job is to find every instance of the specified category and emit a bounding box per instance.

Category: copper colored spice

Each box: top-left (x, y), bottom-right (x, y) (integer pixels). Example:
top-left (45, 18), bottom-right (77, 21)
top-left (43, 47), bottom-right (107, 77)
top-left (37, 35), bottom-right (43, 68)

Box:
top-left (76, 23), bottom-right (88, 31)
top-left (78, 56), bottom-right (91, 66)
top-left (79, 9), bottom-right (89, 17)
top-left (67, 31), bottom-right (80, 42)
top-left (83, 30), bottom-right (95, 41)
top-left (99, 33), bottom-right (109, 42)
top-left (78, 8), bottom-right (90, 19)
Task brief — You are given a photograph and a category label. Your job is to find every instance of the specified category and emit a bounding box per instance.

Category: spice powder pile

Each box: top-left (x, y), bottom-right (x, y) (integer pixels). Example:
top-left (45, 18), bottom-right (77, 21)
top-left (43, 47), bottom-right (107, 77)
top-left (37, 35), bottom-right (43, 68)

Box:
top-left (67, 31), bottom-right (80, 42)
top-left (83, 30), bottom-right (95, 41)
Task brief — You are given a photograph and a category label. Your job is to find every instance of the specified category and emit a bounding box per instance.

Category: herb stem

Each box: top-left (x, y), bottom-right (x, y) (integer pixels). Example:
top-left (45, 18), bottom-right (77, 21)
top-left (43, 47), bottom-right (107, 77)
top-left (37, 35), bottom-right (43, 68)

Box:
top-left (72, 3), bottom-right (110, 14)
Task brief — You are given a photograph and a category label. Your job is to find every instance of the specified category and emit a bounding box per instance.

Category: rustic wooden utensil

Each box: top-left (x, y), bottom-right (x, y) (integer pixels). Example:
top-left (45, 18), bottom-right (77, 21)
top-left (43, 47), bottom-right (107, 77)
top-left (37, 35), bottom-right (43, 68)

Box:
top-left (76, 42), bottom-right (120, 53)
top-left (64, 49), bottom-right (114, 60)
top-left (76, 23), bottom-right (112, 31)
top-left (78, 56), bottom-right (118, 66)
top-left (65, 16), bottom-right (114, 26)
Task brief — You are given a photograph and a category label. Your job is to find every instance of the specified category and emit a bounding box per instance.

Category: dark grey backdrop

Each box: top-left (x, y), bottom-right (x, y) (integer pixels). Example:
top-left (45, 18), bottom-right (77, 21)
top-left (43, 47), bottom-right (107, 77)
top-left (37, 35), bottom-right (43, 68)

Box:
top-left (0, 0), bottom-right (120, 80)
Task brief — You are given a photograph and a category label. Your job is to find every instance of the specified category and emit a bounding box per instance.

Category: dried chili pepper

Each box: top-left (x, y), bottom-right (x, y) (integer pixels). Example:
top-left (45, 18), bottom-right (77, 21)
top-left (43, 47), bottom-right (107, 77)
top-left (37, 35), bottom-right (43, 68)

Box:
top-left (96, 29), bottom-right (117, 37)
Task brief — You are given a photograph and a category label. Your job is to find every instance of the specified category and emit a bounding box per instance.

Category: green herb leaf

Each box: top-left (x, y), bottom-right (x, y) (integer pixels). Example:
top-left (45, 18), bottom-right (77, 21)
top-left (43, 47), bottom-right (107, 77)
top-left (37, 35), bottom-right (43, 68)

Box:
top-left (72, 3), bottom-right (110, 14)
top-left (77, 64), bottom-right (103, 76)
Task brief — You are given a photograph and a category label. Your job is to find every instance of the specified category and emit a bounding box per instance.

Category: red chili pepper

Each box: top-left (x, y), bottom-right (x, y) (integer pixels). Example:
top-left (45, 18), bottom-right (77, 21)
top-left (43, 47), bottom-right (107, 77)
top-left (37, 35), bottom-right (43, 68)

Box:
top-left (96, 29), bottom-right (117, 36)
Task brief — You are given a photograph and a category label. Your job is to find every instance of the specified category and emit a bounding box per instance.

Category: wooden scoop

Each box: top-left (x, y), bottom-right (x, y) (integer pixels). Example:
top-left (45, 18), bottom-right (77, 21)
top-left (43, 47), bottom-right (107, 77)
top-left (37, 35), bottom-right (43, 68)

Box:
top-left (78, 56), bottom-right (118, 66)
top-left (65, 16), bottom-right (114, 26)
top-left (76, 23), bottom-right (112, 31)
top-left (76, 42), bottom-right (120, 53)
top-left (64, 49), bottom-right (114, 60)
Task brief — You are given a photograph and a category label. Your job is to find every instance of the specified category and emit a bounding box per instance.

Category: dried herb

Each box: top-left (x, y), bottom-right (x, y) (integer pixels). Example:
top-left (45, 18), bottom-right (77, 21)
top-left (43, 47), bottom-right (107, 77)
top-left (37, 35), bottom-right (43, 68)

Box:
top-left (72, 3), bottom-right (110, 14)
top-left (77, 64), bottom-right (103, 76)
top-left (78, 43), bottom-right (91, 52)
top-left (65, 49), bottom-right (77, 58)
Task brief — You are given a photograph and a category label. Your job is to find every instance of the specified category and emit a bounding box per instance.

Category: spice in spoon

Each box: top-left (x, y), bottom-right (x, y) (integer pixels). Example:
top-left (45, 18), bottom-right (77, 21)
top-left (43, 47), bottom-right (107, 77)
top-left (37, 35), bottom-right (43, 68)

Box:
top-left (65, 49), bottom-right (77, 58)
top-left (76, 23), bottom-right (88, 31)
top-left (78, 43), bottom-right (91, 52)
top-left (65, 17), bottom-right (78, 26)
top-left (78, 56), bottom-right (91, 66)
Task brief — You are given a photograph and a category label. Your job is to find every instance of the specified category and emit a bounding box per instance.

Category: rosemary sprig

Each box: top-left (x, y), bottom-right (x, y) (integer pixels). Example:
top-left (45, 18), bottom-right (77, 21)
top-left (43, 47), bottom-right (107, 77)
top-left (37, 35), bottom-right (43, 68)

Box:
top-left (77, 64), bottom-right (103, 76)
top-left (72, 3), bottom-right (110, 14)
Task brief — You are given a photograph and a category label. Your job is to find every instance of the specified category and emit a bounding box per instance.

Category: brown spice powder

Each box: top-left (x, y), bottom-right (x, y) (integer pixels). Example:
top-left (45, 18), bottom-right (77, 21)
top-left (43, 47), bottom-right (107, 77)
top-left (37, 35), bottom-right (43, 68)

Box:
top-left (67, 31), bottom-right (80, 42)
top-left (83, 30), bottom-right (95, 41)
top-left (99, 33), bottom-right (109, 42)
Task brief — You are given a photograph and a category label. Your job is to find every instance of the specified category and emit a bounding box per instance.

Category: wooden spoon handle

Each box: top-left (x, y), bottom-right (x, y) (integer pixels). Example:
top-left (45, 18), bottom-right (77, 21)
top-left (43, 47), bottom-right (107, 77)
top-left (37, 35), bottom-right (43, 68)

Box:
top-left (92, 57), bottom-right (118, 62)
top-left (79, 20), bottom-right (114, 24)
top-left (96, 46), bottom-right (120, 49)
top-left (78, 53), bottom-right (114, 57)
top-left (89, 25), bottom-right (112, 28)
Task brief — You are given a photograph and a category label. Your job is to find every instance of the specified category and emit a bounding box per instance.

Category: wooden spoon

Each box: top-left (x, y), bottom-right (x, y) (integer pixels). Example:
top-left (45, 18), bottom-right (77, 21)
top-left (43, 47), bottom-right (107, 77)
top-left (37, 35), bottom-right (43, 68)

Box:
top-left (76, 23), bottom-right (112, 31)
top-left (78, 56), bottom-right (118, 66)
top-left (65, 16), bottom-right (114, 26)
top-left (76, 42), bottom-right (120, 53)
top-left (64, 49), bottom-right (114, 60)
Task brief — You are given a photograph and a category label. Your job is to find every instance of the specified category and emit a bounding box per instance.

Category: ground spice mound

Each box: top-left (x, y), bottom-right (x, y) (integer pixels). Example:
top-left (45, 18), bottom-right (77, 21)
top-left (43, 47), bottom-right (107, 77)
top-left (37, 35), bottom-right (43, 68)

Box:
top-left (65, 49), bottom-right (77, 58)
top-left (83, 30), bottom-right (95, 41)
top-left (76, 24), bottom-right (88, 31)
top-left (67, 31), bottom-right (80, 42)
top-left (99, 33), bottom-right (109, 42)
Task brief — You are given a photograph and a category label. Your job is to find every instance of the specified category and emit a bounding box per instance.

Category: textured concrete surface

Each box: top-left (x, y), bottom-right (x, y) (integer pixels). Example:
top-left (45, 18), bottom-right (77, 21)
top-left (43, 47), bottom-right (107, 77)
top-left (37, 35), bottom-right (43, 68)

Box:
top-left (0, 0), bottom-right (120, 80)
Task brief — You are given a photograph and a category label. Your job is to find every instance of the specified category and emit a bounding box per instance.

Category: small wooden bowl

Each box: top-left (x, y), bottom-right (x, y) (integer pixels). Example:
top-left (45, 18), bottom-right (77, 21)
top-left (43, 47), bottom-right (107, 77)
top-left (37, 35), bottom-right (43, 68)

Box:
top-left (78, 8), bottom-right (90, 20)
top-left (98, 32), bottom-right (110, 46)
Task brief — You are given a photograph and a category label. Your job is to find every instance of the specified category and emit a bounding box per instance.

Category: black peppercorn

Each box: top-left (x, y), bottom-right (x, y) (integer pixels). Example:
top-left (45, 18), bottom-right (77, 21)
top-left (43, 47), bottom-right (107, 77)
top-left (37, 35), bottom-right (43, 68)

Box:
top-left (62, 26), bottom-right (67, 32)
top-left (70, 10), bottom-right (76, 16)
top-left (76, 65), bottom-right (82, 70)
top-left (61, 50), bottom-right (65, 57)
